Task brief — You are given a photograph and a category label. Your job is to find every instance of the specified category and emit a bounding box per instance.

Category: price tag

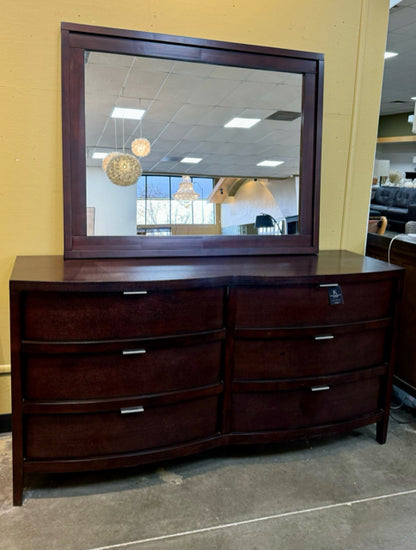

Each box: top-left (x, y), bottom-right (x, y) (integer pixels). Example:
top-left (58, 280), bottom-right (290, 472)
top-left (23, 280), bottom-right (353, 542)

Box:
top-left (328, 285), bottom-right (344, 305)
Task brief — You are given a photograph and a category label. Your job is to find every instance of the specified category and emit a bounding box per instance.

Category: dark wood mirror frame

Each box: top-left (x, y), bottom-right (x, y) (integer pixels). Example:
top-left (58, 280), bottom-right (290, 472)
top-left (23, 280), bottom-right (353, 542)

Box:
top-left (61, 22), bottom-right (323, 259)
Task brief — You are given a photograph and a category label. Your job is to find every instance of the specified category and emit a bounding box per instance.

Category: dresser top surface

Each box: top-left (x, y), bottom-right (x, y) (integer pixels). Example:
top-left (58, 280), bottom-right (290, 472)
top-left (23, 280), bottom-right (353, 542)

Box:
top-left (10, 251), bottom-right (403, 287)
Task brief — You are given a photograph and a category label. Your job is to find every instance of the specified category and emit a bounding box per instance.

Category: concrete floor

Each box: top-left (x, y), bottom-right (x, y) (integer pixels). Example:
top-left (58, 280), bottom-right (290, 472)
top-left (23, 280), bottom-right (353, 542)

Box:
top-left (1, 408), bottom-right (416, 550)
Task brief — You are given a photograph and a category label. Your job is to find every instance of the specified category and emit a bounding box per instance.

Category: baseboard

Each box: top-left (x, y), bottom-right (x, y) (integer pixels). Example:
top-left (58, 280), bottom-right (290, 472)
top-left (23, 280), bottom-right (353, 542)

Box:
top-left (0, 414), bottom-right (11, 433)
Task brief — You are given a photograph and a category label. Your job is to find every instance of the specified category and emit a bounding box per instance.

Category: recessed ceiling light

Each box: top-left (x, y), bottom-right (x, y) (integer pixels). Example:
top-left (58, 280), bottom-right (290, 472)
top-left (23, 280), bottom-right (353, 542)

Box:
top-left (411, 97), bottom-right (416, 101)
top-left (181, 157), bottom-right (202, 164)
top-left (92, 152), bottom-right (109, 159)
top-left (384, 52), bottom-right (398, 59)
top-left (224, 117), bottom-right (261, 129)
top-left (257, 160), bottom-right (284, 167)
top-left (111, 107), bottom-right (145, 120)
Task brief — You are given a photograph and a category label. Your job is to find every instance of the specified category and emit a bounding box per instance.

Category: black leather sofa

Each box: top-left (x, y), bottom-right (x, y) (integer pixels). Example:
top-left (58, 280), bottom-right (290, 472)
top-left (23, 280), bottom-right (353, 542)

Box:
top-left (369, 186), bottom-right (416, 231)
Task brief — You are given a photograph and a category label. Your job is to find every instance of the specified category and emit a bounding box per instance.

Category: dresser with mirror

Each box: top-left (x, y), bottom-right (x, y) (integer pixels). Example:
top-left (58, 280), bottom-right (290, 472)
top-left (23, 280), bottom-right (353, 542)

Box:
top-left (10, 23), bottom-right (403, 505)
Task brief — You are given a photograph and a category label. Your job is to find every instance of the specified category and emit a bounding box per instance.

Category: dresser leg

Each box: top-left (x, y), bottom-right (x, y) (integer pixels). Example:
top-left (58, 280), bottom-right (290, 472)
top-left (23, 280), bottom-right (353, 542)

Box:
top-left (13, 475), bottom-right (23, 506)
top-left (12, 458), bottom-right (24, 506)
top-left (376, 417), bottom-right (388, 445)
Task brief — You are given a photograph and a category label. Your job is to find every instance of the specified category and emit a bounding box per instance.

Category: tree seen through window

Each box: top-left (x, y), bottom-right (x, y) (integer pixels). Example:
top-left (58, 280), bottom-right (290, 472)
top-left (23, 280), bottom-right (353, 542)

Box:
top-left (137, 175), bottom-right (215, 226)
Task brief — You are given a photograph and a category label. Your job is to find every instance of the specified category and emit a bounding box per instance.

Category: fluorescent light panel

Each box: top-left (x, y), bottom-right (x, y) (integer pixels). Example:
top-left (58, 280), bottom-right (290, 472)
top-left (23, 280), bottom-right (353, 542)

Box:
top-left (257, 160), bottom-right (284, 167)
top-left (92, 152), bottom-right (109, 159)
top-left (224, 117), bottom-right (261, 129)
top-left (111, 107), bottom-right (145, 120)
top-left (181, 157), bottom-right (202, 164)
top-left (384, 52), bottom-right (398, 59)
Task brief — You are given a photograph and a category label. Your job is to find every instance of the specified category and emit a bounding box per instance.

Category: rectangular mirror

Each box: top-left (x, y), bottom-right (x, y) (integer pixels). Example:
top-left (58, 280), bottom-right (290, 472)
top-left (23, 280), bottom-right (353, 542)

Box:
top-left (85, 52), bottom-right (302, 238)
top-left (62, 23), bottom-right (323, 258)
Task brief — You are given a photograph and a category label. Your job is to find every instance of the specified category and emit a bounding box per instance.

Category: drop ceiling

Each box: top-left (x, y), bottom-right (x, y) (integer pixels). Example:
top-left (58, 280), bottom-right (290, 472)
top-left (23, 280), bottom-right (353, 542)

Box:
top-left (85, 52), bottom-right (302, 179)
top-left (380, 0), bottom-right (416, 116)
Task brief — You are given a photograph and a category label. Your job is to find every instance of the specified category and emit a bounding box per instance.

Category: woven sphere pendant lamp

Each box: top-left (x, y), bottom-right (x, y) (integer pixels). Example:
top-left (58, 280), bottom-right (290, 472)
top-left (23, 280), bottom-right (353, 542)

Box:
top-left (131, 138), bottom-right (151, 157)
top-left (106, 152), bottom-right (142, 186)
top-left (102, 152), bottom-right (117, 172)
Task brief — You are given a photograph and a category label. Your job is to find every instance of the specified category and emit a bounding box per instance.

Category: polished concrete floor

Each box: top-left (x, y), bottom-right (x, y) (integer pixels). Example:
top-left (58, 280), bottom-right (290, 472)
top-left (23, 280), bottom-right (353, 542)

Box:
top-left (1, 407), bottom-right (416, 550)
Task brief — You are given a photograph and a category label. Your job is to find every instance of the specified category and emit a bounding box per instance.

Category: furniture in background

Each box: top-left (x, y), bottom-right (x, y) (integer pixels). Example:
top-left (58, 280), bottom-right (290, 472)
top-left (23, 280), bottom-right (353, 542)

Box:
top-left (10, 252), bottom-right (403, 505)
top-left (366, 232), bottom-right (416, 400)
top-left (286, 215), bottom-right (299, 234)
top-left (368, 216), bottom-right (387, 235)
top-left (369, 186), bottom-right (416, 232)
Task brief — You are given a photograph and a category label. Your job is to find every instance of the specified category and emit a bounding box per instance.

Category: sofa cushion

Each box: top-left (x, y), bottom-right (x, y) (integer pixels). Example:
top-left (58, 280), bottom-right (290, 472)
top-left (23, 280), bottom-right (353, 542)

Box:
top-left (373, 186), bottom-right (398, 206)
top-left (369, 204), bottom-right (389, 216)
top-left (385, 206), bottom-right (409, 222)
top-left (392, 187), bottom-right (416, 208)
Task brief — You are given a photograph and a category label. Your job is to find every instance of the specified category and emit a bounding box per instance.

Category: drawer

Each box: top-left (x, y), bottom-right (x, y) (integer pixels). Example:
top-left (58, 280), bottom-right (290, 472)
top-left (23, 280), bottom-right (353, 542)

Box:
top-left (233, 326), bottom-right (388, 380)
top-left (231, 377), bottom-right (381, 432)
top-left (24, 340), bottom-right (223, 400)
top-left (232, 279), bottom-right (393, 328)
top-left (25, 395), bottom-right (220, 459)
top-left (22, 287), bottom-right (224, 340)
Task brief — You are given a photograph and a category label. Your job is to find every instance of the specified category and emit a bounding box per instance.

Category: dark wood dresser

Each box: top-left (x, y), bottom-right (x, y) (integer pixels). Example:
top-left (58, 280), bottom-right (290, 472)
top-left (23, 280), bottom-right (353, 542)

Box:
top-left (366, 232), bottom-right (416, 398)
top-left (10, 251), bottom-right (403, 505)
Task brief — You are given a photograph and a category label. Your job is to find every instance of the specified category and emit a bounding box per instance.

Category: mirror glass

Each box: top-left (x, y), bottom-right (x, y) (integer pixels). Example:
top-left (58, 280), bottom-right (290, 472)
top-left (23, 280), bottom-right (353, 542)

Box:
top-left (85, 52), bottom-right (301, 238)
top-left (61, 23), bottom-right (323, 258)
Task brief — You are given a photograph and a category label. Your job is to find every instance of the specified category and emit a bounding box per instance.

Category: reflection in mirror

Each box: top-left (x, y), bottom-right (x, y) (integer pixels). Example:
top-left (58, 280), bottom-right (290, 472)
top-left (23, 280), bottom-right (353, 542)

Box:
top-left (85, 53), bottom-right (301, 238)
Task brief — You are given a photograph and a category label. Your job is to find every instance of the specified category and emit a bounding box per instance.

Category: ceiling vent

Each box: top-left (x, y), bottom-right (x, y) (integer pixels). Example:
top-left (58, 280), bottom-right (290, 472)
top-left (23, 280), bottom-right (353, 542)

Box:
top-left (161, 156), bottom-right (183, 162)
top-left (266, 110), bottom-right (301, 121)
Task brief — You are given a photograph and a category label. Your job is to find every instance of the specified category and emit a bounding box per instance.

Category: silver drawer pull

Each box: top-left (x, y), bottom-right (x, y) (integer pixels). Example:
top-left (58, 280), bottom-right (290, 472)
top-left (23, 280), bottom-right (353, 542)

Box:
top-left (122, 349), bottom-right (147, 356)
top-left (314, 335), bottom-right (334, 341)
top-left (319, 283), bottom-right (339, 288)
top-left (123, 290), bottom-right (148, 295)
top-left (311, 385), bottom-right (330, 392)
top-left (120, 406), bottom-right (144, 414)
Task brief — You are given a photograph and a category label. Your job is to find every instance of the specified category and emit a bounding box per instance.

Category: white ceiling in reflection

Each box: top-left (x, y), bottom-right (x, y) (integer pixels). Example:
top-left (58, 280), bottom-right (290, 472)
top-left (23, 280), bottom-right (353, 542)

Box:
top-left (85, 52), bottom-right (302, 179)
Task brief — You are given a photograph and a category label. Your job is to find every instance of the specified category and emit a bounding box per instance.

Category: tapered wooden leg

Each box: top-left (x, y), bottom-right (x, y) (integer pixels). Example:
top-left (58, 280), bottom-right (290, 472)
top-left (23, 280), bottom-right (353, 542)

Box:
top-left (12, 439), bottom-right (24, 506)
top-left (376, 416), bottom-right (388, 445)
top-left (13, 468), bottom-right (23, 506)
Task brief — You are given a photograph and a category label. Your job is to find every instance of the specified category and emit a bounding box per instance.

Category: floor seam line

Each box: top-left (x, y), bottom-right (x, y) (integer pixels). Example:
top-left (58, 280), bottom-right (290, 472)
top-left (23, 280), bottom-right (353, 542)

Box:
top-left (86, 488), bottom-right (416, 550)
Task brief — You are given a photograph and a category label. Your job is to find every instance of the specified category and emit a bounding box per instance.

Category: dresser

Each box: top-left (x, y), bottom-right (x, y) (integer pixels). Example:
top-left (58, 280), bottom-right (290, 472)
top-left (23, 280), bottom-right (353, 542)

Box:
top-left (10, 251), bottom-right (403, 505)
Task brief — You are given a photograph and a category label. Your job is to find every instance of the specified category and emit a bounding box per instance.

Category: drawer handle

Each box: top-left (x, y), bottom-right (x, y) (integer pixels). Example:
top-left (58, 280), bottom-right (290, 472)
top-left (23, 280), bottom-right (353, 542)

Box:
top-left (120, 406), bottom-right (144, 414)
top-left (123, 291), bottom-right (148, 295)
top-left (314, 335), bottom-right (334, 341)
top-left (318, 283), bottom-right (339, 288)
top-left (311, 385), bottom-right (330, 392)
top-left (122, 349), bottom-right (147, 356)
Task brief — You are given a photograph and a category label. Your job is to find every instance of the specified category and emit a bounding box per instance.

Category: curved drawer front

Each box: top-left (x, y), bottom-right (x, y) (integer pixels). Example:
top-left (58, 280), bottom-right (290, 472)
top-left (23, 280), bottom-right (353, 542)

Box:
top-left (232, 279), bottom-right (393, 328)
top-left (24, 340), bottom-right (223, 400)
top-left (25, 395), bottom-right (220, 459)
top-left (233, 326), bottom-right (387, 380)
top-left (231, 377), bottom-right (381, 433)
top-left (23, 287), bottom-right (224, 340)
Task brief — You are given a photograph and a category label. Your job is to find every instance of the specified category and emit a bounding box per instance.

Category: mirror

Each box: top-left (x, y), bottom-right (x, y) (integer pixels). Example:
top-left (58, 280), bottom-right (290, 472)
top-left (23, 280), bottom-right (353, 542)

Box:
top-left (85, 52), bottom-right (302, 238)
top-left (62, 23), bottom-right (323, 258)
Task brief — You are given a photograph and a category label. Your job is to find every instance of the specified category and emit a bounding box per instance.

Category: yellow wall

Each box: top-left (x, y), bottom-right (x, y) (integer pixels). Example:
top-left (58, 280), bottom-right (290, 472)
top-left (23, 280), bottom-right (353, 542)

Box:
top-left (0, 367), bottom-right (11, 415)
top-left (0, 0), bottom-right (390, 413)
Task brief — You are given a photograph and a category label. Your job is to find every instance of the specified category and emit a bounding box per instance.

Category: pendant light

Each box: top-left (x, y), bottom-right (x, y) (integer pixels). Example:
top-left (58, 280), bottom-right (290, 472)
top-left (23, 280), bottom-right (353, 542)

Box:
top-left (106, 152), bottom-right (142, 186)
top-left (173, 176), bottom-right (200, 207)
